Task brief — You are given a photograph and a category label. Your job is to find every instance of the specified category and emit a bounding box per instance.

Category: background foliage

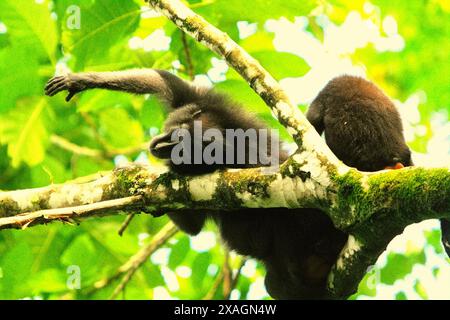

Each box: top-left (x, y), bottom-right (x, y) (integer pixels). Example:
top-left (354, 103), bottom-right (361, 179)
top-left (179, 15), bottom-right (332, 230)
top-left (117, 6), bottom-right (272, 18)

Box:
top-left (0, 0), bottom-right (449, 299)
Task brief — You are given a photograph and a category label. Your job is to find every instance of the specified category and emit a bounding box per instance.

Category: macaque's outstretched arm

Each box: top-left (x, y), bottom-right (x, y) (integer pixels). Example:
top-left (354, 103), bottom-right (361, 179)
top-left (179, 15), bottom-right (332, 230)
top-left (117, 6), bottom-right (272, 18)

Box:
top-left (44, 69), bottom-right (197, 108)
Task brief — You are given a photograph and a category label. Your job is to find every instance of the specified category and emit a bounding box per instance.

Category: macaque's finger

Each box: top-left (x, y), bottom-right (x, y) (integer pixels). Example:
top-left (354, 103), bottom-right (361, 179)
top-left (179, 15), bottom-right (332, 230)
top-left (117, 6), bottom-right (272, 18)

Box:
top-left (45, 79), bottom-right (65, 95)
top-left (46, 81), bottom-right (68, 96)
top-left (66, 91), bottom-right (76, 102)
top-left (45, 76), bottom-right (65, 90)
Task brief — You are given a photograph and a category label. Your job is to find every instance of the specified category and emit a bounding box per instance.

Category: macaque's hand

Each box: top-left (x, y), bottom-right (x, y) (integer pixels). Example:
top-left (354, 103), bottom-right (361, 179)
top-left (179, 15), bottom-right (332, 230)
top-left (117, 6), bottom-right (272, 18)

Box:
top-left (45, 74), bottom-right (87, 102)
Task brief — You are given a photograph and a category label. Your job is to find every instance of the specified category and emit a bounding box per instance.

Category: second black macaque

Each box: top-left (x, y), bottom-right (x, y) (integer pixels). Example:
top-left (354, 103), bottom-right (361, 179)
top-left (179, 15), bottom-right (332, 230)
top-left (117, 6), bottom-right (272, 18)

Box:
top-left (45, 69), bottom-right (416, 299)
top-left (307, 75), bottom-right (413, 171)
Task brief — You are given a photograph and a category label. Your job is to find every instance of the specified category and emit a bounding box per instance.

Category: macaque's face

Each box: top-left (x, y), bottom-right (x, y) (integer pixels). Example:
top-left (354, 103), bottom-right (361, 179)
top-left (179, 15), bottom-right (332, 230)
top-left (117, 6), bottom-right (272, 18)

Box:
top-left (149, 106), bottom-right (224, 174)
top-left (149, 105), bottom-right (202, 160)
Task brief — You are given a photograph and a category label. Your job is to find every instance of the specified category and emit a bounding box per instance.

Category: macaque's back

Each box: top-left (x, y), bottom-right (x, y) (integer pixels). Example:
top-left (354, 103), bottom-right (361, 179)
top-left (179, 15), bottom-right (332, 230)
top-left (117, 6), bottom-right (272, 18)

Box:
top-left (307, 75), bottom-right (412, 171)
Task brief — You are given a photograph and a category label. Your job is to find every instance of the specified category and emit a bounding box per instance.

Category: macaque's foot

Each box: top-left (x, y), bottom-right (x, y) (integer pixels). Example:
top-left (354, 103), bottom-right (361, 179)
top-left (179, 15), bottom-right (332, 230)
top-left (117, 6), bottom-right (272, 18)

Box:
top-left (45, 74), bottom-right (86, 102)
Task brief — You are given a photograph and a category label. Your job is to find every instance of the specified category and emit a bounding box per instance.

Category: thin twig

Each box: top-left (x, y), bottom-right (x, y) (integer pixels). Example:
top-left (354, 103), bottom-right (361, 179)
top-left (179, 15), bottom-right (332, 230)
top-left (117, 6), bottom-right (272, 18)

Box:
top-left (203, 249), bottom-right (232, 300)
top-left (202, 269), bottom-right (224, 300)
top-left (222, 250), bottom-right (232, 298)
top-left (0, 196), bottom-right (143, 229)
top-left (65, 171), bottom-right (110, 184)
top-left (181, 32), bottom-right (195, 80)
top-left (80, 112), bottom-right (110, 151)
top-left (109, 222), bottom-right (179, 299)
top-left (225, 258), bottom-right (247, 299)
top-left (118, 213), bottom-right (136, 236)
top-left (88, 222), bottom-right (178, 295)
top-left (51, 135), bottom-right (103, 158)
top-left (51, 134), bottom-right (149, 160)
top-left (104, 142), bottom-right (149, 158)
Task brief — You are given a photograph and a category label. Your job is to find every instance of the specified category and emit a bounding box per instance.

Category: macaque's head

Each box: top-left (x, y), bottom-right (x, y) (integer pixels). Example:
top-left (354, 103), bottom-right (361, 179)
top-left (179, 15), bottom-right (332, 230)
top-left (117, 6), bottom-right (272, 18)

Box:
top-left (149, 101), bottom-right (286, 174)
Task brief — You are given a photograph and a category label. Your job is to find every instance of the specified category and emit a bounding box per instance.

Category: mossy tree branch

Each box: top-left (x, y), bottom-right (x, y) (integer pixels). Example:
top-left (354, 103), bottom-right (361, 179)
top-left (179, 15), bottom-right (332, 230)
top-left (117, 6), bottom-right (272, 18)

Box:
top-left (1, 163), bottom-right (448, 297)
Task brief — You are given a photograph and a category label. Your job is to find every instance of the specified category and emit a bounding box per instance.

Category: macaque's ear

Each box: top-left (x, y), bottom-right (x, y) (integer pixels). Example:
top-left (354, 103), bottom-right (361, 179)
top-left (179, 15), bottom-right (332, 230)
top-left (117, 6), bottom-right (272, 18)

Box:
top-left (149, 131), bottom-right (178, 159)
top-left (384, 162), bottom-right (404, 170)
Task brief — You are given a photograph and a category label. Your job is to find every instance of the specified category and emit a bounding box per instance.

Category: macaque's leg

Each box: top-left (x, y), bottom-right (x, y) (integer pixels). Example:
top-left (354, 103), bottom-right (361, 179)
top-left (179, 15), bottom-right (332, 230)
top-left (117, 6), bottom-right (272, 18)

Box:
top-left (45, 69), bottom-right (193, 105)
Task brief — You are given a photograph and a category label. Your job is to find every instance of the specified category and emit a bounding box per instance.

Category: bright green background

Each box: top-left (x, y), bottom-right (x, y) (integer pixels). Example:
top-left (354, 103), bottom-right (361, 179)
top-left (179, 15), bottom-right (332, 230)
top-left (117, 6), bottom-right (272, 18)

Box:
top-left (0, 0), bottom-right (449, 300)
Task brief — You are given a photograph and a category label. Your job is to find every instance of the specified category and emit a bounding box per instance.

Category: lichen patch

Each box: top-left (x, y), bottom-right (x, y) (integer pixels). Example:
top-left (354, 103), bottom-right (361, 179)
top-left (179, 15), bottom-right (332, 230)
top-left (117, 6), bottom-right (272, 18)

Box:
top-left (336, 235), bottom-right (362, 270)
top-left (171, 179), bottom-right (180, 191)
top-left (188, 172), bottom-right (219, 201)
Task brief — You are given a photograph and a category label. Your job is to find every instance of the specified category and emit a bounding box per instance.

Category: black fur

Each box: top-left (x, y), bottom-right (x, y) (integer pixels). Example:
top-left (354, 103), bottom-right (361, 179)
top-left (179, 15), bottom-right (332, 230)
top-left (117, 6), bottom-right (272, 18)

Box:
top-left (46, 70), bottom-right (426, 299)
top-left (307, 75), bottom-right (413, 171)
top-left (441, 219), bottom-right (450, 256)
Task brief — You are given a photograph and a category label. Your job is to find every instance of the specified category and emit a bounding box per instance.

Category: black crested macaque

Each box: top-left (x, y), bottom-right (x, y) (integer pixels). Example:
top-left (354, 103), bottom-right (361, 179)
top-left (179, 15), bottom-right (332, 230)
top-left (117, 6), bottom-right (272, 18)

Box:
top-left (45, 70), bottom-right (422, 299)
top-left (307, 77), bottom-right (450, 257)
top-left (306, 75), bottom-right (413, 171)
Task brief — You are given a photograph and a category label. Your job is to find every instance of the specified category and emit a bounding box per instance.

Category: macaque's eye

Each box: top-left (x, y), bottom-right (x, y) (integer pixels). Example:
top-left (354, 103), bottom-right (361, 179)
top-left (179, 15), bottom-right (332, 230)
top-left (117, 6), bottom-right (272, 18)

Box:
top-left (192, 109), bottom-right (202, 118)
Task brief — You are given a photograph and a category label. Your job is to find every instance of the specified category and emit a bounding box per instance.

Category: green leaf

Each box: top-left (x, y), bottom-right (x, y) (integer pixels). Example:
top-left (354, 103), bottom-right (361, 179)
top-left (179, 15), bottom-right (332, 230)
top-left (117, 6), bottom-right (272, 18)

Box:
top-left (0, 242), bottom-right (33, 298)
top-left (380, 251), bottom-right (426, 285)
top-left (215, 79), bottom-right (268, 114)
top-left (414, 280), bottom-right (428, 299)
top-left (395, 291), bottom-right (408, 300)
top-left (256, 112), bottom-right (293, 142)
top-left (30, 155), bottom-right (71, 187)
top-left (135, 15), bottom-right (167, 38)
top-left (69, 156), bottom-right (114, 178)
top-left (196, 0), bottom-right (318, 30)
top-left (143, 264), bottom-right (165, 288)
top-left (0, 98), bottom-right (48, 167)
top-left (424, 228), bottom-right (444, 255)
top-left (240, 31), bottom-right (275, 52)
top-left (77, 90), bottom-right (134, 112)
top-left (100, 231), bottom-right (140, 256)
top-left (18, 225), bottom-right (78, 272)
top-left (140, 97), bottom-right (167, 130)
top-left (98, 107), bottom-right (144, 149)
top-left (354, 1), bottom-right (450, 117)
top-left (170, 29), bottom-right (213, 76)
top-left (61, 0), bottom-right (141, 69)
top-left (81, 42), bottom-right (159, 71)
top-left (0, 0), bottom-right (57, 63)
top-left (29, 269), bottom-right (68, 293)
top-left (191, 252), bottom-right (212, 289)
top-left (353, 268), bottom-right (378, 297)
top-left (0, 46), bottom-right (40, 112)
top-left (168, 236), bottom-right (190, 269)
top-left (60, 234), bottom-right (104, 284)
top-left (251, 51), bottom-right (310, 79)
top-left (0, 33), bottom-right (10, 49)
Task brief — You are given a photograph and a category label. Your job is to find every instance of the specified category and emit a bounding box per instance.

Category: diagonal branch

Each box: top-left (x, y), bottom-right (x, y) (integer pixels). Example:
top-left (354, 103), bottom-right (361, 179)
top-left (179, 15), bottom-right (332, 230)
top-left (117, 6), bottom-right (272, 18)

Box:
top-left (86, 222), bottom-right (179, 298)
top-left (109, 222), bottom-right (179, 299)
top-left (146, 0), bottom-right (341, 168)
top-left (51, 134), bottom-right (148, 160)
